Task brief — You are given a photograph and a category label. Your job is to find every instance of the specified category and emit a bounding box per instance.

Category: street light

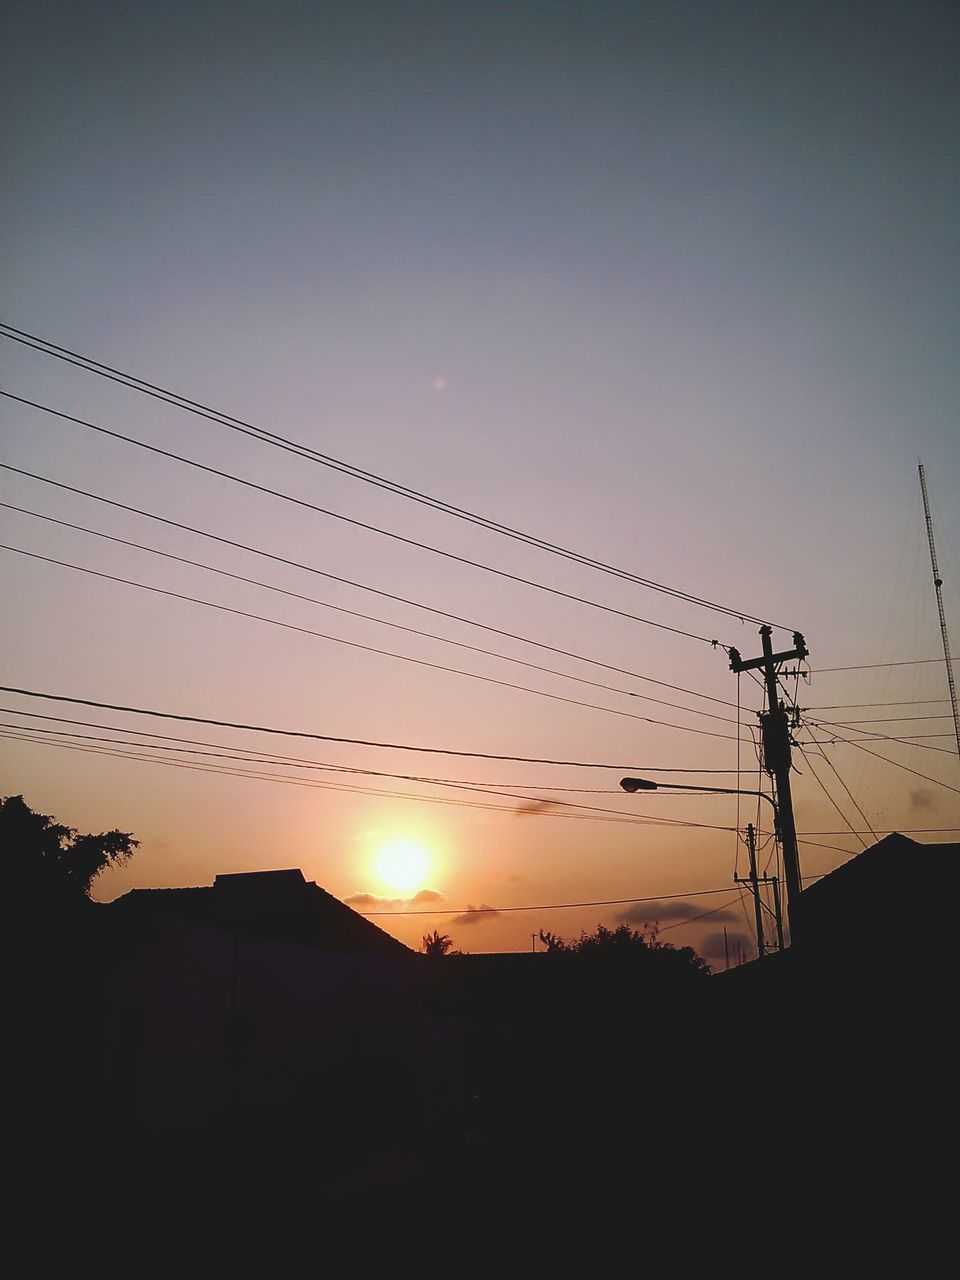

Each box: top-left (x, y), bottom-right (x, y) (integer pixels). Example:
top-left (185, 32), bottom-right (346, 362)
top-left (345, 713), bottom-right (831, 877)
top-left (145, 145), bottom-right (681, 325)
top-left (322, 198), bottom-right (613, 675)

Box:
top-left (619, 776), bottom-right (779, 823)
top-left (619, 776), bottom-right (802, 947)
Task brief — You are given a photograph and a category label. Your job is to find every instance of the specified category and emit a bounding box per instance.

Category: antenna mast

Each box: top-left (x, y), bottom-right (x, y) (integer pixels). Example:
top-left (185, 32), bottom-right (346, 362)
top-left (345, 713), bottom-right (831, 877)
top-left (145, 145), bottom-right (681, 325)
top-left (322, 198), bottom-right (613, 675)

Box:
top-left (918, 462), bottom-right (960, 763)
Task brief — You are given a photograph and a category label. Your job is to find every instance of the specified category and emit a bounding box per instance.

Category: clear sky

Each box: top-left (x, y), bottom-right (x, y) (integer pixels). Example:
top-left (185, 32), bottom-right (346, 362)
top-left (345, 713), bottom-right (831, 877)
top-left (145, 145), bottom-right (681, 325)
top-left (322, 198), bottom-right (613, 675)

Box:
top-left (2, 0), bottom-right (958, 959)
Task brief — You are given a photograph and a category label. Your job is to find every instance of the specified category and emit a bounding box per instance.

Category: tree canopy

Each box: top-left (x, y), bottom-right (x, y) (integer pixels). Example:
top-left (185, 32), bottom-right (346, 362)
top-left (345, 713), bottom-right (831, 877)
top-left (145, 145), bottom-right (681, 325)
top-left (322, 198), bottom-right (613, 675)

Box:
top-left (421, 929), bottom-right (454, 957)
top-left (539, 922), bottom-right (710, 977)
top-left (1, 793), bottom-right (138, 908)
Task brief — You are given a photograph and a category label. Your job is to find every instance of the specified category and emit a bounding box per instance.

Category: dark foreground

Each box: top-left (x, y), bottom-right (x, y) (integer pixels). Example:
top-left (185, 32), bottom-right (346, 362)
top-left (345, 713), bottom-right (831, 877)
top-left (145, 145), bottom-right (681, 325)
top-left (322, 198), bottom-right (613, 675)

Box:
top-left (10, 926), bottom-right (953, 1264)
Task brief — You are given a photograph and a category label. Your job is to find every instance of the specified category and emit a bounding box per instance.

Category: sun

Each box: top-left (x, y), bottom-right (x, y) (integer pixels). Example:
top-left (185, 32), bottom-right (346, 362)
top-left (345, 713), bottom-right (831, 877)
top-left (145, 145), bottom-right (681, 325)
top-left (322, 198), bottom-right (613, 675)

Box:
top-left (374, 838), bottom-right (431, 895)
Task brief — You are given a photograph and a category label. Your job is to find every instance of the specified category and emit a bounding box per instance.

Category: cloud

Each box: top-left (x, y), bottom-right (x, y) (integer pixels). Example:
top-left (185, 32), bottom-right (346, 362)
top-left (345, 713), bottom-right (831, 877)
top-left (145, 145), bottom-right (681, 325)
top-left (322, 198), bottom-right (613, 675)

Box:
top-left (618, 900), bottom-right (739, 926)
top-left (449, 904), bottom-right (501, 926)
top-left (345, 890), bottom-right (386, 911)
top-left (410, 889), bottom-right (445, 904)
top-left (909, 788), bottom-right (936, 813)
top-left (700, 931), bottom-right (753, 962)
top-left (343, 889), bottom-right (445, 911)
top-left (513, 798), bottom-right (562, 818)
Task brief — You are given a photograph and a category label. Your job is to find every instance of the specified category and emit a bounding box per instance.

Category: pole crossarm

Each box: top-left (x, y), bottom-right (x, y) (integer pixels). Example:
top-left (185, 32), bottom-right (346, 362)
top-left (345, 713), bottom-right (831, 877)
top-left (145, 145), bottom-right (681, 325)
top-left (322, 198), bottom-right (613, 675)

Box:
top-left (729, 631), bottom-right (808, 674)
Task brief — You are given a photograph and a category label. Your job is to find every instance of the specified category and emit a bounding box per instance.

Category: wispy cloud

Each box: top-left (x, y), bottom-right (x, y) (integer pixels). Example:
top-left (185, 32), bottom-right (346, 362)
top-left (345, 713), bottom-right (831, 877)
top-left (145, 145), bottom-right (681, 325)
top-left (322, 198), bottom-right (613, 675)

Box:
top-left (618, 900), bottom-right (739, 926)
top-left (514, 799), bottom-right (561, 818)
top-left (344, 888), bottom-right (445, 911)
top-left (450, 904), bottom-right (501, 926)
top-left (909, 788), bottom-right (936, 813)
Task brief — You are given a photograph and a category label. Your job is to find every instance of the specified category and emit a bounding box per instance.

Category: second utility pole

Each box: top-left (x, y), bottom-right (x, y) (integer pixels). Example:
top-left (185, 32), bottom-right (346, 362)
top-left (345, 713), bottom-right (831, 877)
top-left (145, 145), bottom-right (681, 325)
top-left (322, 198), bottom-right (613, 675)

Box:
top-left (744, 822), bottom-right (766, 960)
top-left (729, 625), bottom-right (808, 942)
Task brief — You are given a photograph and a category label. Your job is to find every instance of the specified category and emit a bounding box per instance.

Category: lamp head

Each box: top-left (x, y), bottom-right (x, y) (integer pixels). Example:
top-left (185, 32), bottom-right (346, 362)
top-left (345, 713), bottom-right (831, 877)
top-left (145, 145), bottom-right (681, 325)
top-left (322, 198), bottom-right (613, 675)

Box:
top-left (620, 777), bottom-right (658, 793)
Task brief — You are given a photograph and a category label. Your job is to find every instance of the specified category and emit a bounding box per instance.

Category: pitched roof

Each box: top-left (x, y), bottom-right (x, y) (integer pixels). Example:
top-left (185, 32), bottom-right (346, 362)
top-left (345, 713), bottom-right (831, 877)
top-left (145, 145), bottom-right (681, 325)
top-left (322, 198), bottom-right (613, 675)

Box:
top-left (790, 832), bottom-right (959, 953)
top-left (103, 869), bottom-right (413, 958)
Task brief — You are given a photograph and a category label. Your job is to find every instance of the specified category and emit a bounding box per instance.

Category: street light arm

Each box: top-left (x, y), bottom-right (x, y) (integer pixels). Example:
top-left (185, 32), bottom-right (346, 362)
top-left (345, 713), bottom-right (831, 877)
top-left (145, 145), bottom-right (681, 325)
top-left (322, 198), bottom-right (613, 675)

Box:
top-left (619, 777), bottom-right (778, 816)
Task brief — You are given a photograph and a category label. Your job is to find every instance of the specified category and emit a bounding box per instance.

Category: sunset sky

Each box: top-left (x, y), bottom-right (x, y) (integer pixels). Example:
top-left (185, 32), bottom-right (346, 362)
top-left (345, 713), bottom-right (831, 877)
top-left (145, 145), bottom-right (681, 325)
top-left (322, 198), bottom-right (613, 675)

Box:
top-left (2, 0), bottom-right (958, 960)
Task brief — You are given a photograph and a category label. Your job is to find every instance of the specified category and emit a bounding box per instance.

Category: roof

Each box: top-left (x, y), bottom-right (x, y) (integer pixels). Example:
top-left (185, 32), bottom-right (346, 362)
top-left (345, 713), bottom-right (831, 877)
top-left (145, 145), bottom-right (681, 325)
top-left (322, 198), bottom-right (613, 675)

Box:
top-left (103, 869), bottom-right (413, 958)
top-left (794, 832), bottom-right (959, 949)
top-left (720, 833), bottom-right (960, 981)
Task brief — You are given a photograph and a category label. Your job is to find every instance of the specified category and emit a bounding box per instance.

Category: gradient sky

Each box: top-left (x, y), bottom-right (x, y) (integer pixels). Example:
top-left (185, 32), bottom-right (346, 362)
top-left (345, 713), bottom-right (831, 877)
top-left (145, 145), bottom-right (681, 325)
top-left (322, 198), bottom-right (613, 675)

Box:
top-left (2, 0), bottom-right (958, 958)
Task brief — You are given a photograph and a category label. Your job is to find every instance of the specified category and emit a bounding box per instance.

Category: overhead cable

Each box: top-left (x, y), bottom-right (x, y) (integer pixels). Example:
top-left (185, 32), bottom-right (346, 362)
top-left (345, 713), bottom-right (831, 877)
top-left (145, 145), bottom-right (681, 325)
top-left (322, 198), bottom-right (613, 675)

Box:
top-left (0, 500), bottom-right (743, 728)
top-left (2, 389), bottom-right (733, 647)
top-left (0, 542), bottom-right (750, 742)
top-left (0, 322), bottom-right (793, 632)
top-left (0, 464), bottom-right (741, 709)
top-left (0, 684), bottom-right (750, 769)
top-left (0, 728), bottom-right (748, 831)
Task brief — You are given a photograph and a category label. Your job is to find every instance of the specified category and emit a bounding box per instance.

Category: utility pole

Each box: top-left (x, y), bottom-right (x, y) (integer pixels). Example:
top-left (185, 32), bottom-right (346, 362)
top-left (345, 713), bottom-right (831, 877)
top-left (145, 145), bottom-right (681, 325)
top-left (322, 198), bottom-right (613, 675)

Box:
top-left (743, 823), bottom-right (766, 960)
top-left (729, 626), bottom-right (808, 942)
top-left (734, 822), bottom-right (786, 958)
top-left (919, 463), bottom-right (960, 763)
top-left (770, 875), bottom-right (785, 952)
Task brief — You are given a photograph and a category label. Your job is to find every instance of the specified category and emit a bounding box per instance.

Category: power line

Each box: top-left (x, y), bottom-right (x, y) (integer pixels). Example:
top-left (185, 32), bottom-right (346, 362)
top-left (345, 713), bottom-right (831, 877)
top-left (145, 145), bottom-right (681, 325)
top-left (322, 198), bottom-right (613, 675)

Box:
top-left (796, 836), bottom-right (881, 855)
top-left (0, 726), bottom-right (930, 857)
top-left (1, 388), bottom-right (729, 648)
top-left (0, 541), bottom-right (750, 743)
top-left (794, 743), bottom-right (870, 849)
top-left (359, 888), bottom-right (746, 918)
top-left (807, 727), bottom-right (960, 795)
top-left (0, 729), bottom-right (659, 824)
top-left (11, 708), bottom-right (949, 839)
top-left (803, 738), bottom-right (879, 843)
top-left (369, 886), bottom-right (829, 923)
top-left (660, 898), bottom-right (747, 933)
top-left (0, 717), bottom-right (613, 790)
top-left (806, 716), bottom-right (956, 754)
top-left (0, 498), bottom-right (743, 728)
top-left (796, 828), bottom-right (960, 835)
top-left (813, 658), bottom-right (957, 672)
top-left (0, 322), bottom-right (794, 633)
top-left (0, 727), bottom-right (749, 832)
top-left (0, 719), bottom-right (736, 824)
top-left (0, 463), bottom-right (741, 711)
top-left (806, 732), bottom-right (955, 754)
top-left (0, 707), bottom-right (626, 793)
top-left (803, 700), bottom-right (949, 710)
top-left (802, 713), bottom-right (953, 724)
top-left (0, 683), bottom-right (749, 770)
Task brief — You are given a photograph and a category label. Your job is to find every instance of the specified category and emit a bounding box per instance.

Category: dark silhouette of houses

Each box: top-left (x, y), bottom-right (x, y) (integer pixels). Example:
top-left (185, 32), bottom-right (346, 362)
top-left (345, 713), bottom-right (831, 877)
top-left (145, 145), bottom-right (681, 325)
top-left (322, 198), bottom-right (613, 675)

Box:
top-left (105, 867), bottom-right (412, 957)
top-left (710, 833), bottom-right (957, 1218)
top-left (790, 831), bottom-right (959, 962)
top-left (98, 869), bottom-right (434, 1148)
top-left (717, 831), bottom-right (959, 979)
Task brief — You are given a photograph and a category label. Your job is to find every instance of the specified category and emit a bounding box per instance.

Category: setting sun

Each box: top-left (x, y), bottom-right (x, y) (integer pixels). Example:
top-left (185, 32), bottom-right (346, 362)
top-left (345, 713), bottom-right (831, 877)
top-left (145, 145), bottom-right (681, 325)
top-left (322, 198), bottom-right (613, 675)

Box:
top-left (374, 838), bottom-right (431, 895)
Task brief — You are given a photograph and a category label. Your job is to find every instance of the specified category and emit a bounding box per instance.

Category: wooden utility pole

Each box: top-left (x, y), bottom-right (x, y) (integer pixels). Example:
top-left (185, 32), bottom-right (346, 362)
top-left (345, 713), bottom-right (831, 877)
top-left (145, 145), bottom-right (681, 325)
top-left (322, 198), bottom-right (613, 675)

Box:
top-left (770, 875), bottom-right (785, 952)
top-left (744, 823), bottom-right (766, 960)
top-left (729, 626), bottom-right (808, 942)
top-left (734, 822), bottom-right (787, 957)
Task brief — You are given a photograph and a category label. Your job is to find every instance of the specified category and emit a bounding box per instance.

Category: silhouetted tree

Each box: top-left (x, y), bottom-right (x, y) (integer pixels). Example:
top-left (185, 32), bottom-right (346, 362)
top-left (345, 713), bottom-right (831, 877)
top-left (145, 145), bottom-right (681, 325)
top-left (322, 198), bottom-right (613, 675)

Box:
top-left (421, 929), bottom-right (454, 957)
top-left (539, 922), bottom-right (710, 976)
top-left (537, 930), bottom-right (569, 953)
top-left (1, 793), bottom-right (138, 908)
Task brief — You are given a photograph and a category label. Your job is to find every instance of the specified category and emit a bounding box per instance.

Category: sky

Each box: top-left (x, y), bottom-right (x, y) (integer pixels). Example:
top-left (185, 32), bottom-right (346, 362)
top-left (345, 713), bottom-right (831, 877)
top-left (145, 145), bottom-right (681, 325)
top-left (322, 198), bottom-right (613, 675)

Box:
top-left (2, 0), bottom-right (958, 960)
